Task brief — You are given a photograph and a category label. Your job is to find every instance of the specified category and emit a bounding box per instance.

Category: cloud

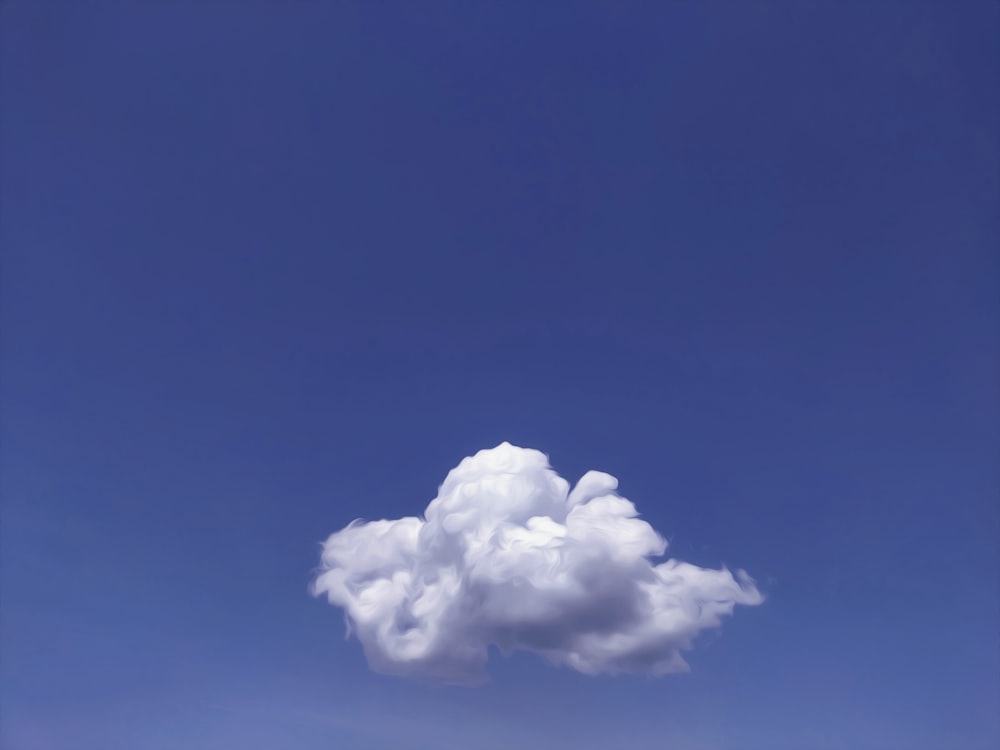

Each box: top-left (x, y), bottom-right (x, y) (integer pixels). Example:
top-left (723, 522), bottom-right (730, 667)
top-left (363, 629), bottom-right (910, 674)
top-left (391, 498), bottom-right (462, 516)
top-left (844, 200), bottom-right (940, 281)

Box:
top-left (312, 442), bottom-right (762, 683)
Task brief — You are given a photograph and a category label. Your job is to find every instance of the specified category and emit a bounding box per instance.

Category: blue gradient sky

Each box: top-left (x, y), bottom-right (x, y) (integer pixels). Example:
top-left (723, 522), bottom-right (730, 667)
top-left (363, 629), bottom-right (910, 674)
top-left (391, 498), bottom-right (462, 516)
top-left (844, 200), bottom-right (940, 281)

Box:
top-left (2, 3), bottom-right (998, 749)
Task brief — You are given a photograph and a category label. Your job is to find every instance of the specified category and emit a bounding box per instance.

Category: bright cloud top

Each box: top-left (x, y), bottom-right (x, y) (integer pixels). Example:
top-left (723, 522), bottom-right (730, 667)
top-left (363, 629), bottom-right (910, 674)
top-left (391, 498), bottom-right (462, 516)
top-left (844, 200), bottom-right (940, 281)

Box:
top-left (312, 443), bottom-right (762, 683)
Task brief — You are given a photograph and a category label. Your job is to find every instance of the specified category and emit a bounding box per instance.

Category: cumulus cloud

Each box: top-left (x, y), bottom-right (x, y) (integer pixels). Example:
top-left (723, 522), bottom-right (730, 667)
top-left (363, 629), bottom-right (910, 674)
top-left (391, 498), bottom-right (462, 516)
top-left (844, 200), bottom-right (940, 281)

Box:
top-left (312, 442), bottom-right (762, 683)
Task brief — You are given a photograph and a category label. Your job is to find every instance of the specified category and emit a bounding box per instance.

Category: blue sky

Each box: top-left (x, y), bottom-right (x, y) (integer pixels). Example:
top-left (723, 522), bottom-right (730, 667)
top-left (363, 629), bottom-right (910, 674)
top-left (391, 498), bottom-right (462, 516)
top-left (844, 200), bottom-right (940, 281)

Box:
top-left (1, 2), bottom-right (997, 749)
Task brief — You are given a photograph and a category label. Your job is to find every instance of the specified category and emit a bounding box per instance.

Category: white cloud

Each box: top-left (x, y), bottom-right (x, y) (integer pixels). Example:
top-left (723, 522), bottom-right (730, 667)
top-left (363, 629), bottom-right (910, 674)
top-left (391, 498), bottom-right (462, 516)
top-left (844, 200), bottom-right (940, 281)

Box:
top-left (312, 442), bottom-right (762, 683)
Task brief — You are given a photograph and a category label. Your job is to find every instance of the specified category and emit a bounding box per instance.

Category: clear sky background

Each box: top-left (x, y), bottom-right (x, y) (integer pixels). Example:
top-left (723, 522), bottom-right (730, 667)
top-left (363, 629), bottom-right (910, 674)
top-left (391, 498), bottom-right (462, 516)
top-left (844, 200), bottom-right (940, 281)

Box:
top-left (2, 2), bottom-right (998, 749)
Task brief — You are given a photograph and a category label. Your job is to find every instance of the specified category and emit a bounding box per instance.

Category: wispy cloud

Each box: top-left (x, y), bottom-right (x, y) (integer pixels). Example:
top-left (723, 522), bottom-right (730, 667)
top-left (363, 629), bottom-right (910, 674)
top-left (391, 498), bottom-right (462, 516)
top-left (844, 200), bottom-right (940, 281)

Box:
top-left (313, 442), bottom-right (762, 683)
